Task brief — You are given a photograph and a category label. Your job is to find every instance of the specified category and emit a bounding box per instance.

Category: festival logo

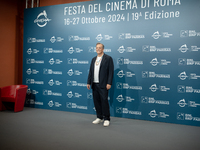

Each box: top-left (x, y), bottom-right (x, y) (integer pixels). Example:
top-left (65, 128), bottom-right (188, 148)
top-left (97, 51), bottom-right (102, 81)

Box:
top-left (34, 10), bottom-right (51, 27)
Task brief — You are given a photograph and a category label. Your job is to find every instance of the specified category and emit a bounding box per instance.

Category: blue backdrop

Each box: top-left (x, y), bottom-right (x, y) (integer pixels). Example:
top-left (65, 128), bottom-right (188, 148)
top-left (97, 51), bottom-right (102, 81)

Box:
top-left (23, 0), bottom-right (200, 126)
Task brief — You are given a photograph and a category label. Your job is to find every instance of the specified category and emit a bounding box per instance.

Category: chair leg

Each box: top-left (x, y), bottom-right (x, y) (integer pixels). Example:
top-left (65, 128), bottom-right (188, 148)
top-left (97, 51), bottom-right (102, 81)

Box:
top-left (0, 101), bottom-right (7, 111)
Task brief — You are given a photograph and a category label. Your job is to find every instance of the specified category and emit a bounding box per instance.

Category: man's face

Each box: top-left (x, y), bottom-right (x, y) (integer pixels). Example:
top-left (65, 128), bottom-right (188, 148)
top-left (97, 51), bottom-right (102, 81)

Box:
top-left (96, 44), bottom-right (104, 55)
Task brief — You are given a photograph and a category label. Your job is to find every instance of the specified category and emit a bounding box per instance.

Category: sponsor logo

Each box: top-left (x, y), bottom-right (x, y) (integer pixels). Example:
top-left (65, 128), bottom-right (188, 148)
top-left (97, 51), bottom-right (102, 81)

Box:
top-left (116, 95), bottom-right (134, 102)
top-left (68, 47), bottom-right (83, 54)
top-left (116, 107), bottom-right (142, 115)
top-left (96, 34), bottom-right (112, 41)
top-left (179, 44), bottom-right (189, 53)
top-left (177, 112), bottom-right (200, 121)
top-left (142, 71), bottom-right (170, 79)
top-left (143, 45), bottom-right (171, 52)
top-left (69, 35), bottom-right (90, 41)
top-left (180, 30), bottom-right (200, 37)
top-left (116, 82), bottom-right (142, 90)
top-left (67, 58), bottom-right (88, 64)
top-left (26, 59), bottom-right (44, 64)
top-left (67, 69), bottom-right (82, 76)
top-left (178, 58), bottom-right (200, 66)
top-left (49, 58), bottom-right (63, 65)
top-left (27, 48), bottom-right (39, 54)
top-left (149, 110), bottom-right (169, 118)
top-left (117, 58), bottom-right (143, 65)
top-left (26, 68), bottom-right (39, 75)
top-left (87, 92), bottom-right (93, 99)
top-left (34, 10), bottom-right (51, 27)
top-left (177, 99), bottom-right (187, 107)
top-left (152, 31), bottom-right (173, 39)
top-left (66, 102), bottom-right (87, 110)
top-left (118, 45), bottom-right (136, 53)
top-left (44, 48), bottom-right (63, 54)
top-left (67, 91), bottom-right (82, 98)
top-left (43, 69), bottom-right (62, 75)
top-left (50, 36), bottom-right (64, 43)
top-left (67, 80), bottom-right (87, 87)
top-left (119, 33), bottom-right (145, 40)
top-left (177, 85), bottom-right (200, 93)
top-left (141, 96), bottom-right (169, 105)
top-left (27, 38), bottom-right (45, 43)
top-left (27, 88), bottom-right (39, 95)
top-left (48, 100), bottom-right (62, 107)
top-left (178, 71), bottom-right (188, 80)
top-left (150, 58), bottom-right (171, 66)
top-left (43, 90), bottom-right (62, 96)
top-left (48, 79), bottom-right (62, 86)
top-left (26, 79), bottom-right (44, 85)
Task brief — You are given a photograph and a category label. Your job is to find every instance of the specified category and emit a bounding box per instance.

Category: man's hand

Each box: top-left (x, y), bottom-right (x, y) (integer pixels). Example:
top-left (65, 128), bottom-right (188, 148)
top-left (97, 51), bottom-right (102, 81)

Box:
top-left (87, 84), bottom-right (90, 90)
top-left (106, 84), bottom-right (111, 90)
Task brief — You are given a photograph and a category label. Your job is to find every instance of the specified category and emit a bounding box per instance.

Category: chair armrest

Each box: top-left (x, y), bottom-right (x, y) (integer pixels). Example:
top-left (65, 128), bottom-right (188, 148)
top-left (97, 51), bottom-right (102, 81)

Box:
top-left (1, 86), bottom-right (15, 97)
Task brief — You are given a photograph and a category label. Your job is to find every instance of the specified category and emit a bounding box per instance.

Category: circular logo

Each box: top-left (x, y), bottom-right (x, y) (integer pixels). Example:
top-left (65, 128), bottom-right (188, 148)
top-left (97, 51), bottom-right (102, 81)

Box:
top-left (34, 10), bottom-right (51, 27)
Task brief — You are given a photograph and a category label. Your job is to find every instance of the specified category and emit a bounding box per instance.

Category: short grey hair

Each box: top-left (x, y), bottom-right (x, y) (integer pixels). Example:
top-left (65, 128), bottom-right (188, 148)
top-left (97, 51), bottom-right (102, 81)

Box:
top-left (96, 42), bottom-right (104, 49)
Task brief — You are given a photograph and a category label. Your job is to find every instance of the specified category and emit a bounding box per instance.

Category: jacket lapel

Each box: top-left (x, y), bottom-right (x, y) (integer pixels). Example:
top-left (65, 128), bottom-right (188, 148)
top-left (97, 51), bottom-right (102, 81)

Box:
top-left (100, 54), bottom-right (106, 69)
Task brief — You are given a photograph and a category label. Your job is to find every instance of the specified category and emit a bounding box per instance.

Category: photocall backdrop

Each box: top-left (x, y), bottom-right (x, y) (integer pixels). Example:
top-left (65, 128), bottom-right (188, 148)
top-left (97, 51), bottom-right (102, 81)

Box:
top-left (23, 0), bottom-right (200, 126)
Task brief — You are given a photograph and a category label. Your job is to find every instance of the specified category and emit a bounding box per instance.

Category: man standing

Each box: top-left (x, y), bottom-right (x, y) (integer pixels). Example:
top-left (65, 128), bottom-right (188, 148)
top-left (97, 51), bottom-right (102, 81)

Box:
top-left (87, 43), bottom-right (114, 127)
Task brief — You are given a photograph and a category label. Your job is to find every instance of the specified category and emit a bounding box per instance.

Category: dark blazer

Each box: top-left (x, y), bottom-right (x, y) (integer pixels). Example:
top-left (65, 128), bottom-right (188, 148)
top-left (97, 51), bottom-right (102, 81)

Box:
top-left (87, 54), bottom-right (114, 89)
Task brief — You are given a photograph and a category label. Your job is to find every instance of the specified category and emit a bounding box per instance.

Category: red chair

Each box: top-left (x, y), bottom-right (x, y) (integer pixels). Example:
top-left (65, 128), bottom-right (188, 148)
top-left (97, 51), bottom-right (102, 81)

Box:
top-left (0, 85), bottom-right (28, 112)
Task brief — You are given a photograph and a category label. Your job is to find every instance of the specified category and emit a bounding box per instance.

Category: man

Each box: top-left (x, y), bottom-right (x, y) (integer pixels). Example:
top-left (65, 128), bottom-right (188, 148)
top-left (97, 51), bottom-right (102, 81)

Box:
top-left (87, 43), bottom-right (114, 127)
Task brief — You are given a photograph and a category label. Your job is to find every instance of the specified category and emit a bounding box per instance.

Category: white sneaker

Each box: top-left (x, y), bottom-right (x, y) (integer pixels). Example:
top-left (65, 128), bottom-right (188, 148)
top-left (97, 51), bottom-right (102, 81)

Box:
top-left (92, 118), bottom-right (103, 124)
top-left (103, 120), bottom-right (110, 127)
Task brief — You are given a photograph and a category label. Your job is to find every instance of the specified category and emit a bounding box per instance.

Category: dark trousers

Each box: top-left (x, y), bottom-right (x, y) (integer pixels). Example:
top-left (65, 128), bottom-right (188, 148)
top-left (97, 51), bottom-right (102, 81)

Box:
top-left (92, 83), bottom-right (110, 121)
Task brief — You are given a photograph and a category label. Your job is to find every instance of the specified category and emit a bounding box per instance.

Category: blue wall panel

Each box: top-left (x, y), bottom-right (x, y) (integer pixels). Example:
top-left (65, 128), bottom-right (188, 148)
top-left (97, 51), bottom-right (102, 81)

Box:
top-left (23, 0), bottom-right (200, 126)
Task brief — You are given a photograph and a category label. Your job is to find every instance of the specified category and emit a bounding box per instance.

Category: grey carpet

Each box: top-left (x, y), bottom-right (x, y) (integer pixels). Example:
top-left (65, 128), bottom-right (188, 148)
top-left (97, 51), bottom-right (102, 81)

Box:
top-left (0, 107), bottom-right (200, 150)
